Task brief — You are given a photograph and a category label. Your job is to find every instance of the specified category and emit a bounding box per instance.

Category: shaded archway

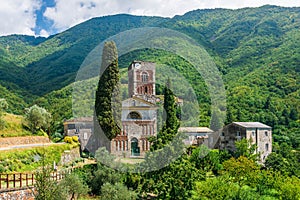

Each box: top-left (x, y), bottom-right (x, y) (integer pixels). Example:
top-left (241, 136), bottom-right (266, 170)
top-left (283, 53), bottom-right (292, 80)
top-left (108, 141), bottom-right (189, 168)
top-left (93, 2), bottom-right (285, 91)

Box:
top-left (127, 111), bottom-right (142, 120)
top-left (131, 137), bottom-right (140, 156)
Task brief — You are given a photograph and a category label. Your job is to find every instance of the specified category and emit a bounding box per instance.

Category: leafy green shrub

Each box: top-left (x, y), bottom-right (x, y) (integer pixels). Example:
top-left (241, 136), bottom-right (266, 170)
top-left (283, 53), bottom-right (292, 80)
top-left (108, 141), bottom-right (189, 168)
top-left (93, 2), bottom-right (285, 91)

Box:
top-left (0, 118), bottom-right (6, 130)
top-left (0, 164), bottom-right (5, 173)
top-left (52, 132), bottom-right (63, 143)
top-left (52, 137), bottom-right (62, 143)
top-left (59, 173), bottom-right (90, 199)
top-left (21, 158), bottom-right (31, 165)
top-left (72, 136), bottom-right (79, 143)
top-left (64, 136), bottom-right (80, 148)
top-left (53, 132), bottom-right (63, 138)
top-left (64, 136), bottom-right (73, 144)
top-left (100, 182), bottom-right (137, 200)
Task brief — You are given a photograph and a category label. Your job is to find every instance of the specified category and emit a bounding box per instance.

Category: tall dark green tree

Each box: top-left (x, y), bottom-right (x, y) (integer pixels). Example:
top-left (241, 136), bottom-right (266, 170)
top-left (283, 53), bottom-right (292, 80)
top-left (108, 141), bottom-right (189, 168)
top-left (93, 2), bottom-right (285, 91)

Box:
top-left (150, 78), bottom-right (180, 151)
top-left (164, 79), bottom-right (179, 130)
top-left (95, 41), bottom-right (121, 140)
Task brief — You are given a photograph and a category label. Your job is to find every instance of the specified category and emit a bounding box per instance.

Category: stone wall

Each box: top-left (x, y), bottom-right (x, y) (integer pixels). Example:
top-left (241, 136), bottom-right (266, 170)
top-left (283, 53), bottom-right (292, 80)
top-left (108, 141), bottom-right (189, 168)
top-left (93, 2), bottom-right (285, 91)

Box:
top-left (0, 136), bottom-right (50, 147)
top-left (0, 188), bottom-right (34, 200)
top-left (59, 147), bottom-right (81, 166)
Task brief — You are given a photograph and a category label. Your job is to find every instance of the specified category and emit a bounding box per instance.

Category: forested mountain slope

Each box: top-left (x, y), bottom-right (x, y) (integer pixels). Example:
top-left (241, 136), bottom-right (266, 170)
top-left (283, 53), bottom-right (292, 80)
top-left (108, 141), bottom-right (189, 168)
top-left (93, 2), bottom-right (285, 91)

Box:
top-left (0, 5), bottom-right (299, 148)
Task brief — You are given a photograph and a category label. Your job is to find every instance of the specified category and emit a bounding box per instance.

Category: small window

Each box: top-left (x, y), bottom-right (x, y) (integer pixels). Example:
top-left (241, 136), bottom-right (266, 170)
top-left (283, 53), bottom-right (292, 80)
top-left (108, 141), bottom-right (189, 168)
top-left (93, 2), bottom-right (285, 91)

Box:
top-left (68, 124), bottom-right (76, 129)
top-left (252, 131), bottom-right (255, 137)
top-left (132, 100), bottom-right (136, 106)
top-left (265, 131), bottom-right (268, 136)
top-left (221, 132), bottom-right (225, 136)
top-left (83, 132), bottom-right (88, 140)
top-left (142, 72), bottom-right (148, 82)
top-left (265, 143), bottom-right (269, 152)
top-left (236, 131), bottom-right (241, 136)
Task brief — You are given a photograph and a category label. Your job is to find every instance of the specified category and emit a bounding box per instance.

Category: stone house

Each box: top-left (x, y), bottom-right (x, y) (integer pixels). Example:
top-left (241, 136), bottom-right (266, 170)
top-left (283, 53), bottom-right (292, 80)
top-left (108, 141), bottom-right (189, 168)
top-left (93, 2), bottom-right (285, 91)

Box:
top-left (179, 127), bottom-right (213, 147)
top-left (63, 117), bottom-right (93, 151)
top-left (219, 122), bottom-right (272, 163)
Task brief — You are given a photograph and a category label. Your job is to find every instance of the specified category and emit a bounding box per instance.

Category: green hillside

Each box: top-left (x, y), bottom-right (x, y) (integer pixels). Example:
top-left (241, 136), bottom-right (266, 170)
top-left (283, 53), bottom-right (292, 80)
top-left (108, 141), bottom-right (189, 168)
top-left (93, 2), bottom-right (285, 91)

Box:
top-left (0, 113), bottom-right (32, 137)
top-left (0, 6), bottom-right (299, 148)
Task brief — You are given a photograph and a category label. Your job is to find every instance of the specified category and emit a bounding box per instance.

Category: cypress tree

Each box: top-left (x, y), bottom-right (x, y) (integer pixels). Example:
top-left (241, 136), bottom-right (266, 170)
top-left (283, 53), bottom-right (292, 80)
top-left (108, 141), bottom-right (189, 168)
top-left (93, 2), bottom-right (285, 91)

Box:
top-left (164, 78), bottom-right (179, 130)
top-left (151, 78), bottom-right (180, 150)
top-left (95, 41), bottom-right (121, 140)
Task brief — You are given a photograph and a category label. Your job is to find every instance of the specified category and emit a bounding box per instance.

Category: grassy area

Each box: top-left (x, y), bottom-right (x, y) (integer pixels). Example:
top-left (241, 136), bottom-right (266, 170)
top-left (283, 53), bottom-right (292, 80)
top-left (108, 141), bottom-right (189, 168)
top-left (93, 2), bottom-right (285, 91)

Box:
top-left (0, 143), bottom-right (72, 173)
top-left (118, 157), bottom-right (145, 164)
top-left (0, 113), bottom-right (32, 137)
top-left (79, 196), bottom-right (99, 199)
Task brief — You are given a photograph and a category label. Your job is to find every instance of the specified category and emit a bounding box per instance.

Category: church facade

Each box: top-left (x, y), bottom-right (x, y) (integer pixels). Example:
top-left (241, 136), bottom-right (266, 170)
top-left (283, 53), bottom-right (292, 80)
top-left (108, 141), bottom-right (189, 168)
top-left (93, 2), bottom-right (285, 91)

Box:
top-left (110, 61), bottom-right (158, 157)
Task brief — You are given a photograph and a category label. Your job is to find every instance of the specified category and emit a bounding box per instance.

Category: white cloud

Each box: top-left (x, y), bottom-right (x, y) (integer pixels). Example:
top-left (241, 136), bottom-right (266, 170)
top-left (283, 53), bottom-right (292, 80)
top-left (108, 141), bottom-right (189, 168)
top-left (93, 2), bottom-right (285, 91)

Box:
top-left (44, 0), bottom-right (300, 33)
top-left (39, 29), bottom-right (50, 37)
top-left (0, 0), bottom-right (41, 36)
top-left (1, 0), bottom-right (300, 36)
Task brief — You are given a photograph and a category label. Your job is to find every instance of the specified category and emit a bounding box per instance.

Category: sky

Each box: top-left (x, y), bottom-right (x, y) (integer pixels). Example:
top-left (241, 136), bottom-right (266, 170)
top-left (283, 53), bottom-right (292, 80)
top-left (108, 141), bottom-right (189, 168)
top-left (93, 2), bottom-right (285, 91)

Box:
top-left (1, 0), bottom-right (300, 37)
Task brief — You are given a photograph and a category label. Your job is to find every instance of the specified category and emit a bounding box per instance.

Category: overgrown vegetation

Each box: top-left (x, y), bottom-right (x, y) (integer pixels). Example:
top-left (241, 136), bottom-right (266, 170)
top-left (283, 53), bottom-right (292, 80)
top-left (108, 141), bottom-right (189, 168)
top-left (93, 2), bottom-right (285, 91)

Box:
top-left (34, 162), bottom-right (89, 200)
top-left (56, 141), bottom-right (299, 199)
top-left (0, 113), bottom-right (32, 137)
top-left (0, 98), bottom-right (8, 130)
top-left (0, 144), bottom-right (71, 173)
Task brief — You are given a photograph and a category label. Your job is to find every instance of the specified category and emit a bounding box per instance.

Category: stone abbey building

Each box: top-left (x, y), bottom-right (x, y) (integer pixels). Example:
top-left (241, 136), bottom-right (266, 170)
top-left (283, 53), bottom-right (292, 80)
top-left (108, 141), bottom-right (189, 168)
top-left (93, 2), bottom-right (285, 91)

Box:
top-left (111, 61), bottom-right (158, 157)
top-left (64, 61), bottom-right (158, 157)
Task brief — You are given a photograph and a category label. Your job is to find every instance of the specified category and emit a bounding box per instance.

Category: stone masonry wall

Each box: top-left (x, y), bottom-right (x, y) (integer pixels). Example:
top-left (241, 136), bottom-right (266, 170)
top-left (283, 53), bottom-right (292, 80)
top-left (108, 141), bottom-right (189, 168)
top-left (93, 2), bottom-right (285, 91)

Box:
top-left (0, 188), bottom-right (34, 200)
top-left (59, 147), bottom-right (81, 166)
top-left (0, 136), bottom-right (50, 147)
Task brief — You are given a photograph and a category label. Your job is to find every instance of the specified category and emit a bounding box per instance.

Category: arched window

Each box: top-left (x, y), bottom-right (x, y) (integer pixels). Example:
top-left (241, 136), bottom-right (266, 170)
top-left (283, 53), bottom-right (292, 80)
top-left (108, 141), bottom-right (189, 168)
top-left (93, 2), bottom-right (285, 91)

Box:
top-left (142, 72), bottom-right (148, 82)
top-left (127, 111), bottom-right (142, 119)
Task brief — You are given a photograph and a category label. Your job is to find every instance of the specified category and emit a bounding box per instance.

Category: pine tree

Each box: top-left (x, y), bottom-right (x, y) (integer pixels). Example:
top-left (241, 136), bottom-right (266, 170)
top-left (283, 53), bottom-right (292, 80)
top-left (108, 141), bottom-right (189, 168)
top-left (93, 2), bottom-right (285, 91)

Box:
top-left (95, 41), bottom-right (121, 140)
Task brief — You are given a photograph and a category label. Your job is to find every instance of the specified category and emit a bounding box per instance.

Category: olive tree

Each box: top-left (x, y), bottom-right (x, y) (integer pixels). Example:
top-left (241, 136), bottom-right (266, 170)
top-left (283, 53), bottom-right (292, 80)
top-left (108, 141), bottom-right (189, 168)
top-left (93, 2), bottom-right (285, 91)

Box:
top-left (25, 105), bottom-right (52, 134)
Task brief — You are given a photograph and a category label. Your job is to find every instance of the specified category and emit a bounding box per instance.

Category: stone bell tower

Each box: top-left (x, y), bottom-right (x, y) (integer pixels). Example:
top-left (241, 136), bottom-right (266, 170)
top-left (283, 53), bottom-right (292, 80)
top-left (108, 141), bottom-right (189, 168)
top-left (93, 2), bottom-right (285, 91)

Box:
top-left (128, 61), bottom-right (156, 98)
top-left (110, 61), bottom-right (158, 157)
